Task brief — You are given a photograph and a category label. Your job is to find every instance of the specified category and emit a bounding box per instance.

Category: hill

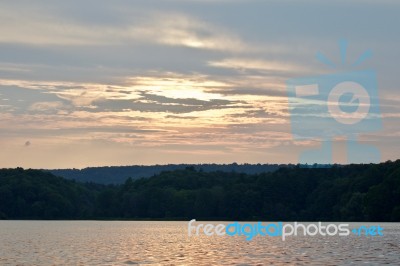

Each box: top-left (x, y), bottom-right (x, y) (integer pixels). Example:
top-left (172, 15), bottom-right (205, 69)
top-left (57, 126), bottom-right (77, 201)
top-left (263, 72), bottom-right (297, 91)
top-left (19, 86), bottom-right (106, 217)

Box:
top-left (47, 163), bottom-right (286, 184)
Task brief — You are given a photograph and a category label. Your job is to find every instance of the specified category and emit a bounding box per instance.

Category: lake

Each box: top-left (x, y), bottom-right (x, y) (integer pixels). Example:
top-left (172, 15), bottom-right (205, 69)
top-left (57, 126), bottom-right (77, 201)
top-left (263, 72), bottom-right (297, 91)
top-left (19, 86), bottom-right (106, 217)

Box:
top-left (0, 221), bottom-right (399, 265)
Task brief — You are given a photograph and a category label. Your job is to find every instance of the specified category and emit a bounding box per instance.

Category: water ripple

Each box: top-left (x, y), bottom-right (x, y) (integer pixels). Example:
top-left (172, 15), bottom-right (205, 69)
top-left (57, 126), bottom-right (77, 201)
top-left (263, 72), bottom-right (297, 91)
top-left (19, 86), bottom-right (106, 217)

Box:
top-left (0, 221), bottom-right (399, 265)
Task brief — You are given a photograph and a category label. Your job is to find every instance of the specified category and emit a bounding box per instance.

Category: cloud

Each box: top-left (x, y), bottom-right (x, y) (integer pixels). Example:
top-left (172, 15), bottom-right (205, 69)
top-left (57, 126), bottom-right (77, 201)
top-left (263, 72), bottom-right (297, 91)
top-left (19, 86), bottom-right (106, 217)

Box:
top-left (209, 58), bottom-right (309, 73)
top-left (29, 101), bottom-right (69, 113)
top-left (0, 8), bottom-right (105, 46)
top-left (89, 91), bottom-right (248, 114)
top-left (0, 5), bottom-right (253, 53)
top-left (165, 115), bottom-right (199, 119)
top-left (0, 64), bottom-right (31, 73)
top-left (205, 87), bottom-right (288, 97)
top-left (129, 13), bottom-right (251, 52)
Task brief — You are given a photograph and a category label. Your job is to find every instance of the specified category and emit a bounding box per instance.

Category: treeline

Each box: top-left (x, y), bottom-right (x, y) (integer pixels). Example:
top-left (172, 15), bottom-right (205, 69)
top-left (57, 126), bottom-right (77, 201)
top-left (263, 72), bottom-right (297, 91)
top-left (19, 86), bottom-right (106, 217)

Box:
top-left (47, 163), bottom-right (284, 184)
top-left (1, 161), bottom-right (400, 221)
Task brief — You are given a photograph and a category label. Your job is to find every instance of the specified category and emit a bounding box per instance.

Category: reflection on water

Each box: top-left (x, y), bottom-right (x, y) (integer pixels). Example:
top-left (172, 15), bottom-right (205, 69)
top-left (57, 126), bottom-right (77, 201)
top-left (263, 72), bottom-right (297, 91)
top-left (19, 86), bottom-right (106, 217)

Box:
top-left (0, 221), bottom-right (399, 265)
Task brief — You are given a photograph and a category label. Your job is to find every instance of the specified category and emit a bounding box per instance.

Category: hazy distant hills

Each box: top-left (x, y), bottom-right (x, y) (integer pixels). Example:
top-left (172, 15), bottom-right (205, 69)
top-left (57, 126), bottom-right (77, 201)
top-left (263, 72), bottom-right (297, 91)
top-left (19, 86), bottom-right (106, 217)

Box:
top-left (47, 164), bottom-right (288, 184)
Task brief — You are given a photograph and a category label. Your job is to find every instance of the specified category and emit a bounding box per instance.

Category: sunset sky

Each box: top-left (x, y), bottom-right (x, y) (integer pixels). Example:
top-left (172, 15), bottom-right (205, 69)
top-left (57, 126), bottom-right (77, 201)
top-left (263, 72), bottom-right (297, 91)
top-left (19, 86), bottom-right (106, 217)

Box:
top-left (0, 0), bottom-right (399, 168)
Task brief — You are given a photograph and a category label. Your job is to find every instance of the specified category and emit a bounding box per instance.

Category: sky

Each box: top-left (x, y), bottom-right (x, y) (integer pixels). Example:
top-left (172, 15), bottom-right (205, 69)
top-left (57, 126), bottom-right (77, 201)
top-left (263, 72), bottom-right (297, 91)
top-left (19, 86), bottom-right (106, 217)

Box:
top-left (0, 0), bottom-right (399, 168)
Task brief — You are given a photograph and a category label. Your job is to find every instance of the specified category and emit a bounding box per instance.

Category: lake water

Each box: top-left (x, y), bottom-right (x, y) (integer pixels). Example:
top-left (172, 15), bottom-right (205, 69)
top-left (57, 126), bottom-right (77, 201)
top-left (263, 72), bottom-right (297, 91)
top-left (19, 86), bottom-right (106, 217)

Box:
top-left (0, 221), bottom-right (399, 265)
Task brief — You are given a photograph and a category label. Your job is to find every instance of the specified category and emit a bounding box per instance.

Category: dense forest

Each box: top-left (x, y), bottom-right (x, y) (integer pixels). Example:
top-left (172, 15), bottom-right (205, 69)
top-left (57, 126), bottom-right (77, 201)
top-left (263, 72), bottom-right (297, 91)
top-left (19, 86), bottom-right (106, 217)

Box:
top-left (47, 163), bottom-right (285, 184)
top-left (1, 160), bottom-right (400, 221)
